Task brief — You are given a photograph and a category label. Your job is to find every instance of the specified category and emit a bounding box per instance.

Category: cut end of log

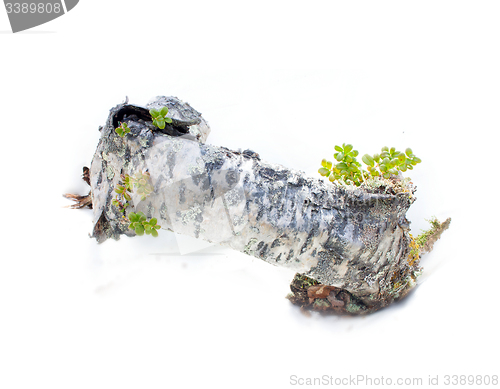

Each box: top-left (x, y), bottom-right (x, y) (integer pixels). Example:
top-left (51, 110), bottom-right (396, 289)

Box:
top-left (287, 273), bottom-right (371, 314)
top-left (287, 273), bottom-right (413, 315)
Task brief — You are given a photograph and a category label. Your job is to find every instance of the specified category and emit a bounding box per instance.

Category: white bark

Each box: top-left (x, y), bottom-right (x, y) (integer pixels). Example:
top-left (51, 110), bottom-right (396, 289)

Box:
top-left (89, 96), bottom-right (421, 313)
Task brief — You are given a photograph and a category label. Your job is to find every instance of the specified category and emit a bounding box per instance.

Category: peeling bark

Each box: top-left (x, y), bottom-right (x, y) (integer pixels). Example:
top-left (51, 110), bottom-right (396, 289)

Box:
top-left (63, 167), bottom-right (92, 209)
top-left (75, 96), bottom-right (447, 314)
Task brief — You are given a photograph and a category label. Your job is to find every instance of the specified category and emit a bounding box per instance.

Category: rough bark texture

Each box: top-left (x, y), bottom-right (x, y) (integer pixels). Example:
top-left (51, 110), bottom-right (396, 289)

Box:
top-left (88, 96), bottom-right (425, 314)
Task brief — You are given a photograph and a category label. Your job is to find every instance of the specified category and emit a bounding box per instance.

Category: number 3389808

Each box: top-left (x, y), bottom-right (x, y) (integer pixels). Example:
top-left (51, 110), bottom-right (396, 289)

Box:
top-left (5, 3), bottom-right (62, 14)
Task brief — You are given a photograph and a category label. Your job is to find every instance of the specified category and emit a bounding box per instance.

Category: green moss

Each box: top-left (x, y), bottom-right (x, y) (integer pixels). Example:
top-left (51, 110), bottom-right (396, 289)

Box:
top-left (416, 217), bottom-right (441, 247)
top-left (346, 303), bottom-right (361, 313)
top-left (243, 238), bottom-right (258, 255)
top-left (414, 216), bottom-right (451, 254)
top-left (106, 165), bottom-right (115, 180)
top-left (389, 271), bottom-right (420, 298)
top-left (313, 299), bottom-right (330, 309)
top-left (294, 274), bottom-right (319, 289)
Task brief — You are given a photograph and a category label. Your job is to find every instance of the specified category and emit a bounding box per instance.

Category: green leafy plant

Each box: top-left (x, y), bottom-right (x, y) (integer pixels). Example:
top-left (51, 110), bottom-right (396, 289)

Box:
top-left (115, 122), bottom-right (131, 137)
top-left (112, 170), bottom-right (153, 212)
top-left (128, 212), bottom-right (161, 237)
top-left (319, 144), bottom-right (421, 186)
top-left (362, 147), bottom-right (421, 179)
top-left (112, 172), bottom-right (160, 237)
top-left (150, 106), bottom-right (172, 129)
top-left (112, 174), bottom-right (133, 212)
top-left (319, 143), bottom-right (365, 186)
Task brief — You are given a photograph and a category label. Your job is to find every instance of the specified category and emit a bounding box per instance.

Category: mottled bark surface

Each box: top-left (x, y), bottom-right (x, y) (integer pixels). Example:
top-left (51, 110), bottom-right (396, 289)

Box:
top-left (87, 96), bottom-right (425, 314)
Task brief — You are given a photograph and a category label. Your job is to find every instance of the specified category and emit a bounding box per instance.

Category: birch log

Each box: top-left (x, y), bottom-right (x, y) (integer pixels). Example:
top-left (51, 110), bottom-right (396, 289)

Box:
top-left (87, 96), bottom-right (428, 314)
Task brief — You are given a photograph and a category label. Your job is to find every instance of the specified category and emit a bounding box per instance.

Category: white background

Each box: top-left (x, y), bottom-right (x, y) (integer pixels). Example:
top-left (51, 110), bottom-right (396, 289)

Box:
top-left (1, 1), bottom-right (499, 388)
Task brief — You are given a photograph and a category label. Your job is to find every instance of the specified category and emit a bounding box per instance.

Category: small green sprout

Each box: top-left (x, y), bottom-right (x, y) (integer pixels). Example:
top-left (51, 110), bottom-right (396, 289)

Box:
top-left (114, 175), bottom-right (132, 201)
top-left (128, 212), bottom-right (161, 237)
top-left (115, 122), bottom-right (131, 137)
top-left (320, 143), bottom-right (421, 186)
top-left (149, 106), bottom-right (172, 129)
top-left (112, 174), bottom-right (133, 213)
top-left (111, 198), bottom-right (129, 212)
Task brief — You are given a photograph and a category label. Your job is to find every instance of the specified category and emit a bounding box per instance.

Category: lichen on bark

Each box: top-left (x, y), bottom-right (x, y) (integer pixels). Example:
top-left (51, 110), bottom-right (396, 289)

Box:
top-left (70, 96), bottom-right (450, 315)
